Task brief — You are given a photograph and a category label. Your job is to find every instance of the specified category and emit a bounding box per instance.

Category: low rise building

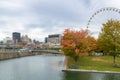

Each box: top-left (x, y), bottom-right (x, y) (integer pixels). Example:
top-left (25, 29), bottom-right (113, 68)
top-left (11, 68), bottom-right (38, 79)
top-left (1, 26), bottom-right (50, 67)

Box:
top-left (45, 34), bottom-right (62, 48)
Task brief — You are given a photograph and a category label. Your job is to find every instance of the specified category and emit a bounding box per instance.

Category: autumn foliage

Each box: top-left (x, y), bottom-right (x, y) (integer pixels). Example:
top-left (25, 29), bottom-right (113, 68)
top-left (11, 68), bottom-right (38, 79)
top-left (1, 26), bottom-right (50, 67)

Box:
top-left (61, 29), bottom-right (97, 62)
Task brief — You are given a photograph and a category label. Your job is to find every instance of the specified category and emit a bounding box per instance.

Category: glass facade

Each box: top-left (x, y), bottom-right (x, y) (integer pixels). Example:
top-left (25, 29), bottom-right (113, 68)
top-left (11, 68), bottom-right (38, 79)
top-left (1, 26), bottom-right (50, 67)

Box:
top-left (12, 32), bottom-right (21, 44)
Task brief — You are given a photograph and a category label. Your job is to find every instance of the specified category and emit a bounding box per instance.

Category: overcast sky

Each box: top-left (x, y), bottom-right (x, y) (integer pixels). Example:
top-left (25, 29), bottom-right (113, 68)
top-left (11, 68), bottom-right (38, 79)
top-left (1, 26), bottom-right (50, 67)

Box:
top-left (0, 0), bottom-right (120, 41)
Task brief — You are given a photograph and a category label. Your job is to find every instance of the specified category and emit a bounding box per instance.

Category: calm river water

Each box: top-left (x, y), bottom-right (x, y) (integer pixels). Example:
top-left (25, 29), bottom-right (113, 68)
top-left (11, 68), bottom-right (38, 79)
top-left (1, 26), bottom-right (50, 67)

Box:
top-left (0, 55), bottom-right (120, 80)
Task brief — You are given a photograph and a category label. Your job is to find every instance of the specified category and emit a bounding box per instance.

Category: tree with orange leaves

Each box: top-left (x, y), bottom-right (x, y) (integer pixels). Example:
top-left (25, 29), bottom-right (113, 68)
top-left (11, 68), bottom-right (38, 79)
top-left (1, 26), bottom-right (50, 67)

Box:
top-left (61, 29), bottom-right (97, 62)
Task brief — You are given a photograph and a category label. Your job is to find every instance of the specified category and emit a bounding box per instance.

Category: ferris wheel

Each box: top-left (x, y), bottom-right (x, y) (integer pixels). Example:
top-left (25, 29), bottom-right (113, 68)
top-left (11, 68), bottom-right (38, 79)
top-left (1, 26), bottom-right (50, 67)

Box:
top-left (86, 7), bottom-right (120, 38)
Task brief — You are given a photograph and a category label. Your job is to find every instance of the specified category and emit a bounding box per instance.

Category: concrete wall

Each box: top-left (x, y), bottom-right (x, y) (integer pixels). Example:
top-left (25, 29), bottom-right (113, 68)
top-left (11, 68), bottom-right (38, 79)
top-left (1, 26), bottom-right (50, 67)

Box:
top-left (0, 51), bottom-right (31, 60)
top-left (0, 50), bottom-right (63, 60)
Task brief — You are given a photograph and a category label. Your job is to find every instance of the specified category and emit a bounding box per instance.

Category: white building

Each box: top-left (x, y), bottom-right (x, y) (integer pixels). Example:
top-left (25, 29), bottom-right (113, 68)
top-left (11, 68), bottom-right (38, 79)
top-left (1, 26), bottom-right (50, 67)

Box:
top-left (47, 34), bottom-right (62, 48)
top-left (48, 34), bottom-right (61, 44)
top-left (21, 35), bottom-right (31, 44)
top-left (3, 37), bottom-right (13, 44)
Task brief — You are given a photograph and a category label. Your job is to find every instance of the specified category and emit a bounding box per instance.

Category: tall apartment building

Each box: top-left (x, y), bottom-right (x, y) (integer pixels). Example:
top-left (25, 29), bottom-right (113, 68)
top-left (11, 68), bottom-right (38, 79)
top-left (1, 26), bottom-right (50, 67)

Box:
top-left (21, 35), bottom-right (30, 44)
top-left (12, 32), bottom-right (21, 44)
top-left (45, 37), bottom-right (48, 43)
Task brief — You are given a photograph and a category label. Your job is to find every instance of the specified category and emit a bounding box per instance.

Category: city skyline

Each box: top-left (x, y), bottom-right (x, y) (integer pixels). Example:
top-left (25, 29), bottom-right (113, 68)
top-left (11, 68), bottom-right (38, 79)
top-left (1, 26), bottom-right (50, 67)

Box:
top-left (1, 31), bottom-right (46, 42)
top-left (2, 32), bottom-right (61, 43)
top-left (0, 0), bottom-right (120, 41)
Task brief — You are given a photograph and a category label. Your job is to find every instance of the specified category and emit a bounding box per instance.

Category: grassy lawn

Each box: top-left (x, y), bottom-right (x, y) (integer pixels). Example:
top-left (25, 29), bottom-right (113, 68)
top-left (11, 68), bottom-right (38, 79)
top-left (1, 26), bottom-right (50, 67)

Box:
top-left (67, 56), bottom-right (120, 72)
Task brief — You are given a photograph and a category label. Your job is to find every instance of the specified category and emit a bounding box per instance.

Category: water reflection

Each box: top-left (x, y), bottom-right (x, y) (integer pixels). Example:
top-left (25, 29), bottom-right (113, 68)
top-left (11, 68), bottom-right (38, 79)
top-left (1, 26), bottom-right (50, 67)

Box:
top-left (63, 71), bottom-right (120, 80)
top-left (103, 74), bottom-right (120, 80)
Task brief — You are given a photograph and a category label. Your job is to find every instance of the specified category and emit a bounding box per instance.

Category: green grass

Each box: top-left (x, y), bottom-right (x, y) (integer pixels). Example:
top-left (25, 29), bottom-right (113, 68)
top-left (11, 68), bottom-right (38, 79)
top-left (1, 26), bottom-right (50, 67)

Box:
top-left (67, 56), bottom-right (120, 72)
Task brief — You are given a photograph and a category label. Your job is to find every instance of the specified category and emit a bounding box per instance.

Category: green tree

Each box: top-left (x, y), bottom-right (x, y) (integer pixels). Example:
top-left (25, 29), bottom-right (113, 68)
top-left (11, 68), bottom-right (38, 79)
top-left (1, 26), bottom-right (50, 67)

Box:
top-left (98, 20), bottom-right (120, 64)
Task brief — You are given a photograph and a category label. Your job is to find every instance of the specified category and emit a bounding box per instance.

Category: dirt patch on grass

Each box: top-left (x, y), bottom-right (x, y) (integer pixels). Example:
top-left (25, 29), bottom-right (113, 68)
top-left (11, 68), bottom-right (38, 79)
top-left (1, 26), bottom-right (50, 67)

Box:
top-left (92, 57), bottom-right (110, 63)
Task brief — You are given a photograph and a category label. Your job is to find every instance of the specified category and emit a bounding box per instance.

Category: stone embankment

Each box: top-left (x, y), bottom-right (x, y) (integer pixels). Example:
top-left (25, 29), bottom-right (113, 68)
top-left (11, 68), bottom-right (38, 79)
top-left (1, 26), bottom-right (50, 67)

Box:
top-left (0, 49), bottom-right (63, 60)
top-left (0, 49), bottom-right (32, 60)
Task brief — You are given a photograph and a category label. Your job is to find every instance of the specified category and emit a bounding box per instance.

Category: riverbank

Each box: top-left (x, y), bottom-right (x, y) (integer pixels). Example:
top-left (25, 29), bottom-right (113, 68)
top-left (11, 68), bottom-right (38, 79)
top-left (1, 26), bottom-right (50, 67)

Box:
top-left (65, 56), bottom-right (120, 73)
top-left (0, 51), bottom-right (31, 60)
top-left (62, 69), bottom-right (120, 74)
top-left (0, 50), bottom-right (63, 60)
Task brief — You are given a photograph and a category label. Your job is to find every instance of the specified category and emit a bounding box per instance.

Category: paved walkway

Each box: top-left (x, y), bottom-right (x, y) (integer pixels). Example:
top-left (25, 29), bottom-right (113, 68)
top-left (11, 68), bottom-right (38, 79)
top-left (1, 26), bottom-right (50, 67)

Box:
top-left (62, 69), bottom-right (120, 74)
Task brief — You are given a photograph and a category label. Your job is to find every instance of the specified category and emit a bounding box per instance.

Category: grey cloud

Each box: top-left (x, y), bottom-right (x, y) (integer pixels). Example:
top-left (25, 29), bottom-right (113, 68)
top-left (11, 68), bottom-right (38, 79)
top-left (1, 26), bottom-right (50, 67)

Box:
top-left (0, 0), bottom-right (120, 41)
top-left (26, 0), bottom-right (86, 23)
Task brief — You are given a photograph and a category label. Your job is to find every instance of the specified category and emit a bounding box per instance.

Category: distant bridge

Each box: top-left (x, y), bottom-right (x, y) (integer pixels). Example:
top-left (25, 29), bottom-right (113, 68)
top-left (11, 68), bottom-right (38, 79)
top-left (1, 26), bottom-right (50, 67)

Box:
top-left (31, 50), bottom-right (63, 54)
top-left (0, 49), bottom-right (63, 54)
